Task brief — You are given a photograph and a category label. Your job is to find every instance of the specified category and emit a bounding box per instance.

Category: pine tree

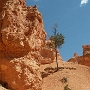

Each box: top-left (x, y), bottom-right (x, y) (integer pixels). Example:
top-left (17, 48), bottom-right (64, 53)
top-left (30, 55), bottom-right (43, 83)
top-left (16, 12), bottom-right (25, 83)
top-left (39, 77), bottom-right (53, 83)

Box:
top-left (50, 23), bottom-right (65, 71)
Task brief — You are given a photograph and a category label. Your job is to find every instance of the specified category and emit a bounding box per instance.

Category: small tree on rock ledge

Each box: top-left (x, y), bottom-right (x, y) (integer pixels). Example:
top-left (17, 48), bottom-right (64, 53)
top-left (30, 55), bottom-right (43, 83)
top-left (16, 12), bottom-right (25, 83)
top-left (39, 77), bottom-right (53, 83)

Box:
top-left (49, 23), bottom-right (65, 71)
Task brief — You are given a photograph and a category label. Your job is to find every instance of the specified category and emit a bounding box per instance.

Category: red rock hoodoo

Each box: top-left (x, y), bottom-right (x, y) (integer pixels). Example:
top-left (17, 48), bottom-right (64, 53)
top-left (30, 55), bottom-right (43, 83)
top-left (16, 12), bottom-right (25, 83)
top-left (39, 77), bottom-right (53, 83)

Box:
top-left (68, 45), bottom-right (90, 67)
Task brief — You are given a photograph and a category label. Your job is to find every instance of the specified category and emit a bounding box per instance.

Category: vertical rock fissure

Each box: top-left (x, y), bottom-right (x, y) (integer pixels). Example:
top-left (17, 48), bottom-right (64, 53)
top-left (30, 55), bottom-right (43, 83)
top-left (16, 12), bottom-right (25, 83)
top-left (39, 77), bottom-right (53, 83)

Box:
top-left (0, 19), bottom-right (3, 42)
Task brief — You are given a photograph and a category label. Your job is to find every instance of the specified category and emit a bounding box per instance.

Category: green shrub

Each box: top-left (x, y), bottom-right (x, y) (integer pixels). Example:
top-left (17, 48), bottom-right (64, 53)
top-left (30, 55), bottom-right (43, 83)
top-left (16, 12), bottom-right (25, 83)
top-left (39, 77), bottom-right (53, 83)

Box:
top-left (64, 84), bottom-right (71, 90)
top-left (60, 77), bottom-right (67, 83)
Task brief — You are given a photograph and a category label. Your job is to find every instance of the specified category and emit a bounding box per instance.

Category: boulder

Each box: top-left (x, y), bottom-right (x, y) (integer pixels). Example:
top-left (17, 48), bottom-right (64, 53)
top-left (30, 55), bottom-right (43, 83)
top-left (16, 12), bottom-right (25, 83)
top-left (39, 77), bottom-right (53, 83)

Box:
top-left (0, 57), bottom-right (42, 90)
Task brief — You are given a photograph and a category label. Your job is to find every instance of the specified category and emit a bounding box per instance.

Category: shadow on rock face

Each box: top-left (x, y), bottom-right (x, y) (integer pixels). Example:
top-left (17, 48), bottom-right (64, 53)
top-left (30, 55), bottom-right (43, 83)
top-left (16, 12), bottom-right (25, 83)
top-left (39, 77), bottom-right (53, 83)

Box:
top-left (0, 80), bottom-right (15, 90)
top-left (0, 80), bottom-right (8, 89)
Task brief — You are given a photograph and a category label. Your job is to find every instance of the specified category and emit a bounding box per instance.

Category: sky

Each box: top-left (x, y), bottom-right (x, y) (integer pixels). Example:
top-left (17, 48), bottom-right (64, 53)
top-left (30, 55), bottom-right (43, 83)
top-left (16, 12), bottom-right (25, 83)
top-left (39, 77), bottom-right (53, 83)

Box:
top-left (26, 0), bottom-right (90, 61)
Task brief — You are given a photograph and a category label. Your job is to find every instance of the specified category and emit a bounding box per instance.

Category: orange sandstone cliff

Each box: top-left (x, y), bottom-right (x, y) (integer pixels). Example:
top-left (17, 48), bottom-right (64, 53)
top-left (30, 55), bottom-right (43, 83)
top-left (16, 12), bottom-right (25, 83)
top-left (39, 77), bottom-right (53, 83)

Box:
top-left (0, 0), bottom-right (46, 58)
top-left (0, 0), bottom-right (62, 90)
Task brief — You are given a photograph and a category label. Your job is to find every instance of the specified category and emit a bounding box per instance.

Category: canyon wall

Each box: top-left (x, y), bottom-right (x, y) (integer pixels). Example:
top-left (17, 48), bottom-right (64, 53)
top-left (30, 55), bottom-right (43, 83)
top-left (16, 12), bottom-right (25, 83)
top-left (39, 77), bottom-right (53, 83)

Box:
top-left (0, 0), bottom-right (46, 58)
top-left (0, 0), bottom-right (46, 89)
top-left (0, 0), bottom-right (62, 90)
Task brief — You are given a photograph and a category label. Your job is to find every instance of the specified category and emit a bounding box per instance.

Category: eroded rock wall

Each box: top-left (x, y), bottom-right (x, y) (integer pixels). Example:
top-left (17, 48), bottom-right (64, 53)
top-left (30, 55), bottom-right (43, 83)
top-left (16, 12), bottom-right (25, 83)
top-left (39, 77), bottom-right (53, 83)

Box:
top-left (0, 57), bottom-right (42, 90)
top-left (0, 0), bottom-right (46, 90)
top-left (0, 0), bottom-right (63, 90)
top-left (0, 0), bottom-right (46, 58)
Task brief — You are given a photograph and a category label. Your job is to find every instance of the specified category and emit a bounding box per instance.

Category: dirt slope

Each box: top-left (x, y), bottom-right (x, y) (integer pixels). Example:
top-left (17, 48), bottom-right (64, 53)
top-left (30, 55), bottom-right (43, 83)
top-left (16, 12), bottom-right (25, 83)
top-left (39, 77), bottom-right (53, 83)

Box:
top-left (40, 60), bottom-right (90, 90)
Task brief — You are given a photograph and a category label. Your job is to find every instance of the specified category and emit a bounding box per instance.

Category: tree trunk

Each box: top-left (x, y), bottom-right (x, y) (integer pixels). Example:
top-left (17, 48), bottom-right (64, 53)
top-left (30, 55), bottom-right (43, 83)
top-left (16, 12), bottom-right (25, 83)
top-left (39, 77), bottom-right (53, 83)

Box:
top-left (55, 49), bottom-right (58, 71)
